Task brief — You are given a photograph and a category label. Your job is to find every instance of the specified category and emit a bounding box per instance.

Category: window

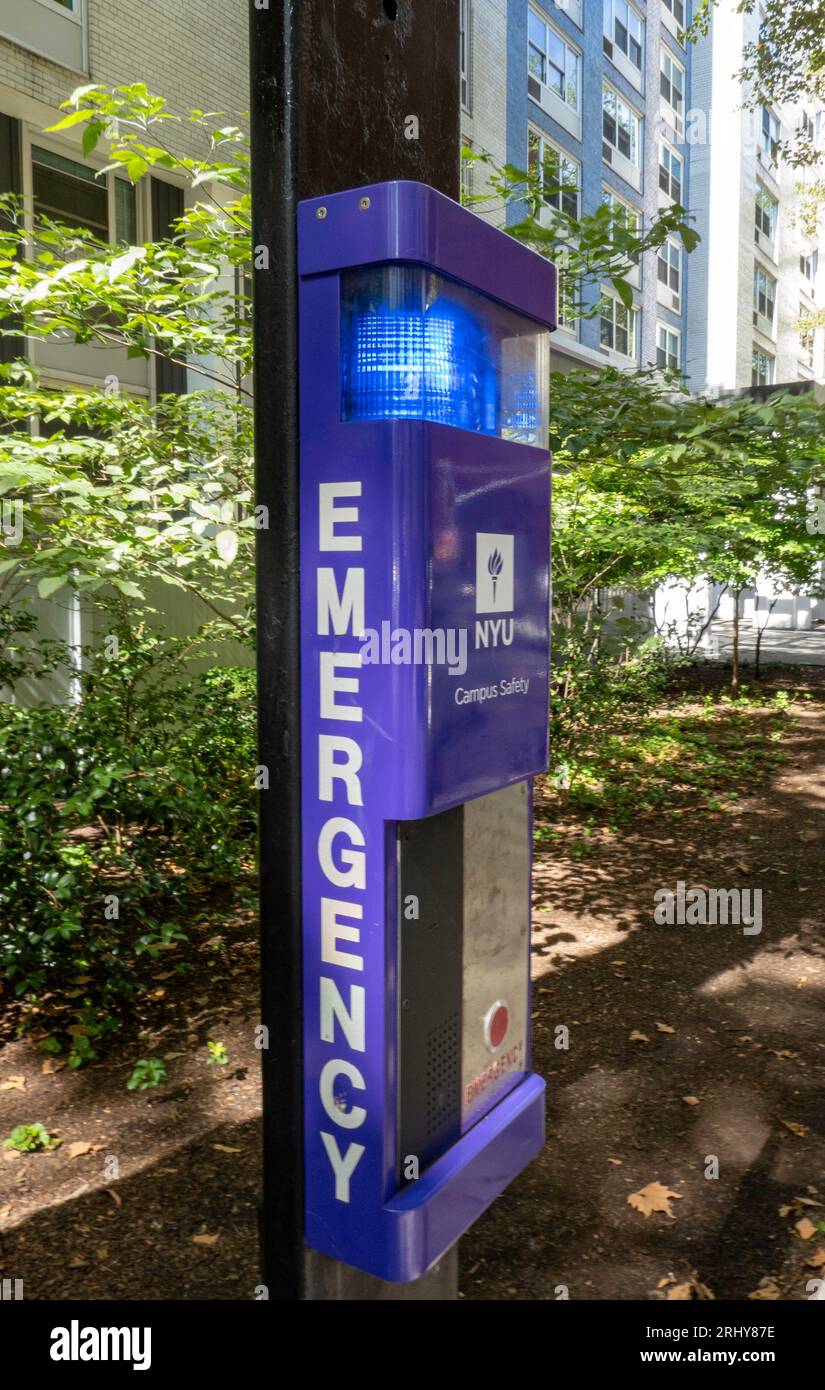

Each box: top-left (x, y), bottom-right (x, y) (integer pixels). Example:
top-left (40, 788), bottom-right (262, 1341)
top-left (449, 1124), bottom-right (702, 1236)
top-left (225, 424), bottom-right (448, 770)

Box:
top-left (604, 0), bottom-right (644, 71)
top-left (752, 348), bottom-right (774, 386)
top-left (556, 252), bottom-right (578, 331)
top-left (658, 143), bottom-right (683, 202)
top-left (602, 187), bottom-right (641, 262)
top-left (529, 8), bottom-right (581, 110)
top-left (602, 186), bottom-right (641, 232)
top-left (660, 49), bottom-right (685, 133)
top-left (528, 129), bottom-right (580, 217)
top-left (800, 249), bottom-right (818, 282)
top-left (31, 146), bottom-right (107, 238)
top-left (754, 185), bottom-right (777, 245)
top-left (460, 0), bottom-right (471, 112)
top-left (753, 265), bottom-right (776, 325)
top-left (760, 106), bottom-right (780, 162)
top-left (115, 178), bottom-right (137, 244)
top-left (657, 324), bottom-right (680, 369)
top-left (603, 85), bottom-right (642, 166)
top-left (460, 141), bottom-right (474, 203)
top-left (31, 145), bottom-right (137, 247)
top-left (800, 109), bottom-right (815, 142)
top-left (552, 0), bottom-right (583, 23)
top-left (800, 303), bottom-right (815, 364)
top-left (662, 0), bottom-right (685, 25)
top-left (657, 238), bottom-right (681, 305)
top-left (599, 292), bottom-right (637, 357)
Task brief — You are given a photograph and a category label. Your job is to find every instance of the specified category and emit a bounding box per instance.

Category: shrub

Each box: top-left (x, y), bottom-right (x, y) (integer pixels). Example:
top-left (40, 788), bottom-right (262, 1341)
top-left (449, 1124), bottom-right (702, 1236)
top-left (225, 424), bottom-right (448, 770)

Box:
top-left (0, 620), bottom-right (256, 1046)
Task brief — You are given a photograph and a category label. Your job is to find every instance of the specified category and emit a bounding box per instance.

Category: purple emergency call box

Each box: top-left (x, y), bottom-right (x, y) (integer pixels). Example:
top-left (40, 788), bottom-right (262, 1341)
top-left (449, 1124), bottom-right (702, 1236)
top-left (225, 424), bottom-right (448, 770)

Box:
top-left (297, 180), bottom-right (556, 1282)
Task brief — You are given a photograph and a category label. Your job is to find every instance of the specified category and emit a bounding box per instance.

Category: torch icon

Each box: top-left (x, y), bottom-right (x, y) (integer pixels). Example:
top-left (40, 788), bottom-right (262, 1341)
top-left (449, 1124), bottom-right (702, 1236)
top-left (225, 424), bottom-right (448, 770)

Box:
top-left (488, 546), bottom-right (504, 603)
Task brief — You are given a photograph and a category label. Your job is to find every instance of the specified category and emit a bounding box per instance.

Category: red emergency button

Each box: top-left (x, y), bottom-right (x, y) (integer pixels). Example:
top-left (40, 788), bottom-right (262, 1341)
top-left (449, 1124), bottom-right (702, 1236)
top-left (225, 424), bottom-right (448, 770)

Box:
top-left (483, 999), bottom-right (509, 1053)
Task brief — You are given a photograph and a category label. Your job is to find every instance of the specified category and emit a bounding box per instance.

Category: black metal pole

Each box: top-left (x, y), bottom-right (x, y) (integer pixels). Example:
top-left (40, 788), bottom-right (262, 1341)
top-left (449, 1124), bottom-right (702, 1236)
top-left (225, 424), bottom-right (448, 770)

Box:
top-left (250, 0), bottom-right (460, 1301)
top-left (250, 0), bottom-right (304, 1302)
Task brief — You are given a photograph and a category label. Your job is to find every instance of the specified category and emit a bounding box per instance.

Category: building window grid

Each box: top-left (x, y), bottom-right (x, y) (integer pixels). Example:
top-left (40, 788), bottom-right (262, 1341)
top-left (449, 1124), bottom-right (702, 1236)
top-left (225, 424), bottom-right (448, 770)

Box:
top-left (660, 49), bottom-right (685, 132)
top-left (753, 264), bottom-right (777, 326)
top-left (657, 323), bottom-right (680, 369)
top-left (800, 302), bottom-right (815, 365)
top-left (752, 347), bottom-right (775, 386)
top-left (556, 252), bottom-right (578, 332)
top-left (657, 237), bottom-right (681, 303)
top-left (755, 185), bottom-right (778, 245)
top-left (662, 0), bottom-right (685, 26)
top-left (760, 105), bottom-right (780, 163)
top-left (528, 128), bottom-right (580, 218)
top-left (460, 0), bottom-right (471, 112)
top-left (529, 7), bottom-right (581, 111)
top-left (599, 292), bottom-right (638, 358)
top-left (658, 142), bottom-right (683, 202)
top-left (30, 143), bottom-right (136, 247)
top-left (604, 0), bottom-right (645, 71)
top-left (800, 249), bottom-right (819, 283)
top-left (603, 84), bottom-right (642, 166)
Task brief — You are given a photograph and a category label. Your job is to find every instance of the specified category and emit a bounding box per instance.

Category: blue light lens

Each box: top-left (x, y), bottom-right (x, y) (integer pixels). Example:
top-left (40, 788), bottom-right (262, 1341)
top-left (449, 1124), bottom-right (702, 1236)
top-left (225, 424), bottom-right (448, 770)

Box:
top-left (341, 265), bottom-right (547, 443)
top-left (346, 305), bottom-right (494, 432)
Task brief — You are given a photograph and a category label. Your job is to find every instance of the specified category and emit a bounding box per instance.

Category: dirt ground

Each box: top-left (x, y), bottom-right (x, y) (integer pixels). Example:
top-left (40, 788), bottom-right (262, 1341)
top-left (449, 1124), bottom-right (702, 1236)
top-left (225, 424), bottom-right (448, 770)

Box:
top-left (1, 666), bottom-right (823, 1301)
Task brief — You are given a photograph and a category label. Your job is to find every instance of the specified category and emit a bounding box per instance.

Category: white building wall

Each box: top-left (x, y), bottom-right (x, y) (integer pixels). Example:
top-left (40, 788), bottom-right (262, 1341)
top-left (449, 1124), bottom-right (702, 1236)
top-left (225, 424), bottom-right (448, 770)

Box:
top-left (461, 0), bottom-right (508, 215)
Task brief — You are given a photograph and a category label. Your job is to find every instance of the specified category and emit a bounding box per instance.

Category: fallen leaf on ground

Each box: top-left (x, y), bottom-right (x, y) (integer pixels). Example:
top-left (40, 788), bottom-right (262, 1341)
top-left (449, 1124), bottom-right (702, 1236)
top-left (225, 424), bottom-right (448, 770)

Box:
top-left (607, 1157), bottom-right (623, 1166)
top-left (656, 1023), bottom-right (675, 1034)
top-left (778, 1204), bottom-right (792, 1217)
top-left (781, 1120), bottom-right (809, 1137)
top-left (795, 1217), bottom-right (817, 1240)
top-left (666, 1282), bottom-right (693, 1300)
top-left (768, 1050), bottom-right (795, 1059)
top-left (0, 1075), bottom-right (26, 1092)
top-left (67, 1141), bottom-right (94, 1160)
top-left (629, 1030), bottom-right (651, 1044)
top-left (211, 1144), bottom-right (242, 1154)
top-left (0, 1203), bottom-right (11, 1219)
top-left (192, 1232), bottom-right (219, 1247)
top-left (628, 1182), bottom-right (684, 1219)
top-left (105, 1189), bottom-right (122, 1208)
top-left (805, 1248), bottom-right (825, 1269)
top-left (682, 1096), bottom-right (700, 1106)
top-left (41, 1059), bottom-right (66, 1075)
top-left (748, 1277), bottom-right (781, 1300)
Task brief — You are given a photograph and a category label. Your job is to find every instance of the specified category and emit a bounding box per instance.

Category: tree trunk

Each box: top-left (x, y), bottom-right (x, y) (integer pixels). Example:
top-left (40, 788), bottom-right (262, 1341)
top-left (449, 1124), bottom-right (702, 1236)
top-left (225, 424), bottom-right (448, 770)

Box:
top-left (754, 598), bottom-right (777, 682)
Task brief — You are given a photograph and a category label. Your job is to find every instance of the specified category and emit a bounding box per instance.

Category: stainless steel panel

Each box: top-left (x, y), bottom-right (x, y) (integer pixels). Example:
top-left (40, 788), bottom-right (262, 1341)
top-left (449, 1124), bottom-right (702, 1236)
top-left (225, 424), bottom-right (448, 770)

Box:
top-left (460, 780), bottom-right (531, 1130)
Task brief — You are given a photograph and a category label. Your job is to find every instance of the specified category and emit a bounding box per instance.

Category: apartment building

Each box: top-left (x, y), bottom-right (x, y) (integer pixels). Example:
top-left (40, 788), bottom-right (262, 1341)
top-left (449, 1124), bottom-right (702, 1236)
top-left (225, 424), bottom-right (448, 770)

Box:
top-left (686, 0), bottom-right (825, 394)
top-left (501, 0), bottom-right (691, 374)
top-left (0, 0), bottom-right (249, 697)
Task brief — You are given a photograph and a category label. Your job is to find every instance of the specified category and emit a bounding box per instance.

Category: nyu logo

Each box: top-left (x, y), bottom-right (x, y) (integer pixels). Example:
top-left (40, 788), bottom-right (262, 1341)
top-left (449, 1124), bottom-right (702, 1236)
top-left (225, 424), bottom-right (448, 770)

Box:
top-left (475, 532), bottom-right (514, 650)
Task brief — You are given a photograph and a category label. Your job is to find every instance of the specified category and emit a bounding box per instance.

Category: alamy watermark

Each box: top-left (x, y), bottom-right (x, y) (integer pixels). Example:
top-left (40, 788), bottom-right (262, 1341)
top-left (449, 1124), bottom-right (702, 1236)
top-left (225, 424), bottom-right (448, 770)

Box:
top-left (359, 621), bottom-right (468, 676)
top-left (653, 881), bottom-right (763, 936)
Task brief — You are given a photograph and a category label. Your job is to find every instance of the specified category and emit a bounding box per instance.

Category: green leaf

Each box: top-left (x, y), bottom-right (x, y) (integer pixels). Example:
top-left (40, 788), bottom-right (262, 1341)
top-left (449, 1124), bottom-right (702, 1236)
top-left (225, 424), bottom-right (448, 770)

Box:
top-left (45, 110), bottom-right (96, 133)
top-left (82, 121), bottom-right (103, 158)
top-left (611, 277), bottom-right (634, 311)
top-left (37, 575), bottom-right (70, 599)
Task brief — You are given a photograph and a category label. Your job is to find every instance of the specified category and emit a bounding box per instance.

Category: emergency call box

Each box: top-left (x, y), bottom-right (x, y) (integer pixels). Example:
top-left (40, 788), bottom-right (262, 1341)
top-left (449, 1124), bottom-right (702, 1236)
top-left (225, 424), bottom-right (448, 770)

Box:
top-left (298, 180), bottom-right (556, 1282)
